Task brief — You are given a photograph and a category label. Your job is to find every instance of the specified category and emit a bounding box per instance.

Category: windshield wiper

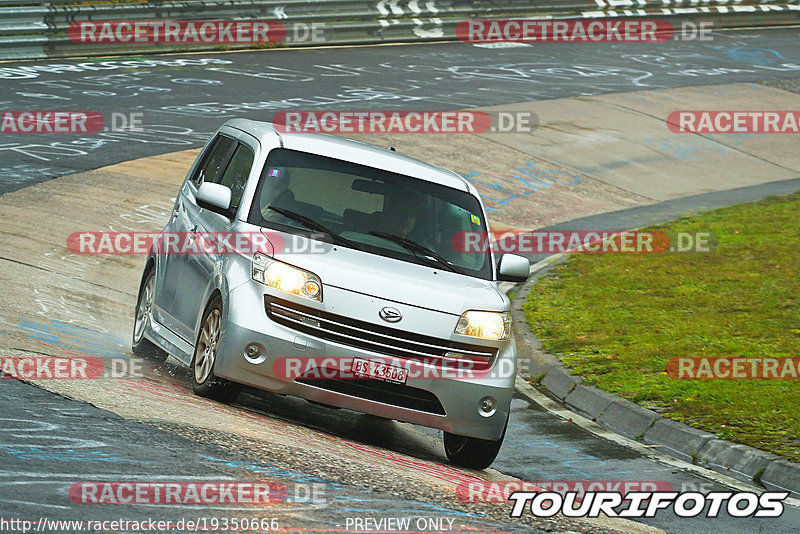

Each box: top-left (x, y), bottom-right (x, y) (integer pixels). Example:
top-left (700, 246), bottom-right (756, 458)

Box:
top-left (368, 231), bottom-right (463, 274)
top-left (267, 205), bottom-right (362, 250)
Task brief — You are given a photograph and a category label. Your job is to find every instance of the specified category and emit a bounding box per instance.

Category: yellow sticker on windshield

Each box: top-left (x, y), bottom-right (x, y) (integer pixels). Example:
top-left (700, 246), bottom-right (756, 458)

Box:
top-left (471, 214), bottom-right (481, 225)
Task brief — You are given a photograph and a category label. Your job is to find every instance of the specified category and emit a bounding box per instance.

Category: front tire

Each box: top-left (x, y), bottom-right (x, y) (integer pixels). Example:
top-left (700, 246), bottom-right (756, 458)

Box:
top-left (444, 419), bottom-right (507, 470)
top-left (132, 268), bottom-right (168, 362)
top-left (191, 296), bottom-right (240, 404)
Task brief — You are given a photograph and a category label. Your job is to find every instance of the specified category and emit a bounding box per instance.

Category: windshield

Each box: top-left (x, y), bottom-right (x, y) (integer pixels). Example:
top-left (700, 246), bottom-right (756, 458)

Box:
top-left (247, 148), bottom-right (492, 280)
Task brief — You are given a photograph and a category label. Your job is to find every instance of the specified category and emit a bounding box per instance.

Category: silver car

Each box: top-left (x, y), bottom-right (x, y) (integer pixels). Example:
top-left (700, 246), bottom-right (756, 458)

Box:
top-left (132, 119), bottom-right (530, 468)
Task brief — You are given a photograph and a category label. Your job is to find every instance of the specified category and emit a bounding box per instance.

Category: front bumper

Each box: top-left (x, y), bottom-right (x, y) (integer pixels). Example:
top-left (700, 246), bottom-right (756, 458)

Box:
top-left (214, 282), bottom-right (515, 441)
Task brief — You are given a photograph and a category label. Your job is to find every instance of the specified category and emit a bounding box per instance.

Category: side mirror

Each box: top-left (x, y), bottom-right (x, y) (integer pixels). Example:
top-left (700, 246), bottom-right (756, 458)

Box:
top-left (196, 182), bottom-right (232, 215)
top-left (497, 254), bottom-right (530, 282)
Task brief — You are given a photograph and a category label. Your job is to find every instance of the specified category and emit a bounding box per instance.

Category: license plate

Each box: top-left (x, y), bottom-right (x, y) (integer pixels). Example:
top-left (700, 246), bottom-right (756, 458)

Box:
top-left (351, 357), bottom-right (408, 384)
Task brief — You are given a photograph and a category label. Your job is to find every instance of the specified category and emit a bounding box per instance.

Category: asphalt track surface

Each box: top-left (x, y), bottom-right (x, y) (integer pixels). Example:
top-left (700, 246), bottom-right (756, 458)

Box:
top-left (0, 379), bottom-right (546, 533)
top-left (2, 27), bottom-right (800, 534)
top-left (2, 27), bottom-right (800, 193)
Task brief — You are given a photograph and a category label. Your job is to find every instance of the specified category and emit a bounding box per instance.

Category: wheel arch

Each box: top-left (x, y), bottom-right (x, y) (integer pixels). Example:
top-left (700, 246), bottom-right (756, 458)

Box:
top-left (137, 256), bottom-right (157, 295)
top-left (192, 273), bottom-right (229, 341)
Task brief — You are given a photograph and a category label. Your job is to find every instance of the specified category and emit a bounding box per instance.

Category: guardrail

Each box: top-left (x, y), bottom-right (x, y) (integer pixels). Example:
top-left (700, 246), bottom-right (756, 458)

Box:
top-left (1, 0), bottom-right (799, 60)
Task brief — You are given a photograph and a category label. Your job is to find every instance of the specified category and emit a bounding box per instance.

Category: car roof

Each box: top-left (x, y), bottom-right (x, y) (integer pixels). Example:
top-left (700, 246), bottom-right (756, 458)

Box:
top-left (224, 118), bottom-right (473, 193)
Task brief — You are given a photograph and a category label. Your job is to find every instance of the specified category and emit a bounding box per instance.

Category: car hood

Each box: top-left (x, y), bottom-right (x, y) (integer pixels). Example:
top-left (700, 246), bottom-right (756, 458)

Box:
top-left (265, 230), bottom-right (505, 316)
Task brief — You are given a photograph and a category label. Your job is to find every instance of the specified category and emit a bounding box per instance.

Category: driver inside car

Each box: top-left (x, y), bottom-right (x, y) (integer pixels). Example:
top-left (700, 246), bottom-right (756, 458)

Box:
top-left (380, 195), bottom-right (420, 239)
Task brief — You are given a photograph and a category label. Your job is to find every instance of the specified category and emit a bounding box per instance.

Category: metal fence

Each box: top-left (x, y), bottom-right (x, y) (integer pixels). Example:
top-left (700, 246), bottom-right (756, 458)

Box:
top-left (1, 0), bottom-right (799, 60)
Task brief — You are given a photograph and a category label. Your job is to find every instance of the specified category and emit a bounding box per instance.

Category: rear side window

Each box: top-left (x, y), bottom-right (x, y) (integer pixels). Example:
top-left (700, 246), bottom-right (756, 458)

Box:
top-left (192, 135), bottom-right (235, 185)
top-left (217, 144), bottom-right (255, 211)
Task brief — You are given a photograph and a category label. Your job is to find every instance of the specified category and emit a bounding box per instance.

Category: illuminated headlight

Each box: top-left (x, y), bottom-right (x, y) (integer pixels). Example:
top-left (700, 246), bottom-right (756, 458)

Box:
top-left (252, 254), bottom-right (322, 301)
top-left (454, 310), bottom-right (511, 340)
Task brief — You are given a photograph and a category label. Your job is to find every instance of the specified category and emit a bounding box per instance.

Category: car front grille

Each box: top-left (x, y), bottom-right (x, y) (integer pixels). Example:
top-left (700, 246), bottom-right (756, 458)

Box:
top-left (264, 295), bottom-right (497, 370)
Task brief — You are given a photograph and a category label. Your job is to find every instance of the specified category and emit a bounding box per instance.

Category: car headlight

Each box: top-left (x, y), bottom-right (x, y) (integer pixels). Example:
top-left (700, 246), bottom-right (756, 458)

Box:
top-left (455, 310), bottom-right (511, 340)
top-left (252, 254), bottom-right (322, 302)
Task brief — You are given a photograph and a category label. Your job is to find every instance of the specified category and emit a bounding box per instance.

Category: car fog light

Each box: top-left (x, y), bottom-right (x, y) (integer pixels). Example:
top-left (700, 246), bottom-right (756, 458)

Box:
top-left (303, 280), bottom-right (320, 298)
top-left (479, 396), bottom-right (497, 417)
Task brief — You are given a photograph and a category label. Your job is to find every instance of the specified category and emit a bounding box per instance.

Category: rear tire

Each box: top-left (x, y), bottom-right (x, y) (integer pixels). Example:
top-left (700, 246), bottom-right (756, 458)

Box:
top-left (132, 268), bottom-right (168, 362)
top-left (191, 296), bottom-right (240, 404)
top-left (444, 418), bottom-right (507, 470)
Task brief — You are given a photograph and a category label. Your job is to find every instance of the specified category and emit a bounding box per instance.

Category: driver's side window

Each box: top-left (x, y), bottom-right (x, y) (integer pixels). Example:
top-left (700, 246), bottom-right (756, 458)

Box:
top-left (218, 144), bottom-right (255, 212)
top-left (192, 135), bottom-right (236, 186)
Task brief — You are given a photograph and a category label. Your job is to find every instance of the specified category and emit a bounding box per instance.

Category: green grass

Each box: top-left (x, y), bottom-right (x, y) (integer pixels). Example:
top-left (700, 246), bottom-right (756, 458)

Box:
top-left (523, 193), bottom-right (800, 461)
